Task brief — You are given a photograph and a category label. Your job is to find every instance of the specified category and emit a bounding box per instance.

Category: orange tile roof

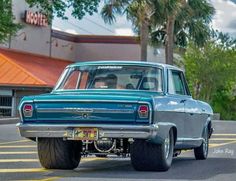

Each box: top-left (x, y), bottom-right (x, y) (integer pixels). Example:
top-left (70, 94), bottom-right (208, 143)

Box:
top-left (0, 48), bottom-right (71, 87)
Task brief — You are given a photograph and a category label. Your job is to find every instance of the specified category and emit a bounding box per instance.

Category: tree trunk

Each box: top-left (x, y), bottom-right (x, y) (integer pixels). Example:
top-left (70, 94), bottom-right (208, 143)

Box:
top-left (165, 15), bottom-right (175, 65)
top-left (140, 20), bottom-right (149, 61)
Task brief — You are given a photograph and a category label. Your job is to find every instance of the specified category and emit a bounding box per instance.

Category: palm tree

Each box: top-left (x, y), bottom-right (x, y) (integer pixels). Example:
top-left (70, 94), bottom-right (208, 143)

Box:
top-left (151, 0), bottom-right (215, 65)
top-left (101, 0), bottom-right (155, 61)
top-left (101, 0), bottom-right (214, 65)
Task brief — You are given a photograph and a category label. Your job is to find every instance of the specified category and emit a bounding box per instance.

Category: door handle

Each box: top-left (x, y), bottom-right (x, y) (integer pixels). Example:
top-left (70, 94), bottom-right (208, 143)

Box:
top-left (180, 99), bottom-right (186, 103)
top-left (190, 113), bottom-right (194, 116)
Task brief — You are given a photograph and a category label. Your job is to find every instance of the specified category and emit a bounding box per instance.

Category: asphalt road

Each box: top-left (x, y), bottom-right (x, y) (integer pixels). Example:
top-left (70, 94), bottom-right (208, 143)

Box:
top-left (0, 121), bottom-right (235, 181)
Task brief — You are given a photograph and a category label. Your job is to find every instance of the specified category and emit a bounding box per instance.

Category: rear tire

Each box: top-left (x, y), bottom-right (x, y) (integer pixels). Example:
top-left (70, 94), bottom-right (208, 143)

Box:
top-left (37, 138), bottom-right (82, 169)
top-left (131, 129), bottom-right (174, 171)
top-left (194, 128), bottom-right (209, 160)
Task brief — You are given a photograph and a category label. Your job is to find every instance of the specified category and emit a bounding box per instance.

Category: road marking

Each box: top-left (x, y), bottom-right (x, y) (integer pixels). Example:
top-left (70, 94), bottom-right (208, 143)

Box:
top-left (0, 145), bottom-right (36, 148)
top-left (212, 134), bottom-right (236, 136)
top-left (183, 140), bottom-right (236, 153)
top-left (36, 177), bottom-right (61, 181)
top-left (216, 140), bottom-right (236, 147)
top-left (0, 168), bottom-right (46, 173)
top-left (209, 140), bottom-right (236, 148)
top-left (0, 157), bottom-right (103, 163)
top-left (81, 157), bottom-right (106, 162)
top-left (210, 138), bottom-right (236, 141)
top-left (42, 177), bottom-right (61, 181)
top-left (209, 143), bottom-right (221, 147)
top-left (0, 151), bottom-right (37, 155)
top-left (0, 159), bottom-right (38, 163)
top-left (0, 157), bottom-right (104, 181)
top-left (0, 140), bottom-right (30, 145)
top-left (13, 176), bottom-right (61, 181)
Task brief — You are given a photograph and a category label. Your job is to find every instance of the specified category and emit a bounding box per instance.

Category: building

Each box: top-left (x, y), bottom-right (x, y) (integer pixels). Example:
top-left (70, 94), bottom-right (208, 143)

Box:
top-left (0, 0), bottom-right (165, 117)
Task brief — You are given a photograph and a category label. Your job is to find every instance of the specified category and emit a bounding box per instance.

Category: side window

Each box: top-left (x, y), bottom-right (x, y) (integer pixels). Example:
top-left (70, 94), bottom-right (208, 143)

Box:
top-left (168, 70), bottom-right (187, 95)
top-left (63, 70), bottom-right (81, 89)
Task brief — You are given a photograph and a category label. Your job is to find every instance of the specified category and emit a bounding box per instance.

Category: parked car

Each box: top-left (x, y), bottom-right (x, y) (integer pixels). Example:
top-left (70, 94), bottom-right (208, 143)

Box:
top-left (17, 61), bottom-right (213, 171)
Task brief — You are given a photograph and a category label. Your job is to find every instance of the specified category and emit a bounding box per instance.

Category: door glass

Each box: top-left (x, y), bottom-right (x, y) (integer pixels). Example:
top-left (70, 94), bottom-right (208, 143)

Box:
top-left (168, 70), bottom-right (186, 95)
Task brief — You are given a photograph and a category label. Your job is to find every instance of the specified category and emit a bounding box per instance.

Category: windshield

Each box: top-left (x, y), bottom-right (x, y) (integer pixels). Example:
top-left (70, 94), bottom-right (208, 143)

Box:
top-left (55, 65), bottom-right (163, 92)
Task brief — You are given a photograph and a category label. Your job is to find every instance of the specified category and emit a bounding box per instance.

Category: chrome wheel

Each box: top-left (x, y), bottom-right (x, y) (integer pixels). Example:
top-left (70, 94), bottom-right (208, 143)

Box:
top-left (164, 133), bottom-right (170, 159)
top-left (203, 133), bottom-right (209, 156)
top-left (131, 129), bottom-right (174, 171)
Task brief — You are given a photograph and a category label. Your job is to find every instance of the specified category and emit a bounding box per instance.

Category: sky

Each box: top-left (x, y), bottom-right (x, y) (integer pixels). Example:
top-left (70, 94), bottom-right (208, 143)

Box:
top-left (52, 0), bottom-right (236, 37)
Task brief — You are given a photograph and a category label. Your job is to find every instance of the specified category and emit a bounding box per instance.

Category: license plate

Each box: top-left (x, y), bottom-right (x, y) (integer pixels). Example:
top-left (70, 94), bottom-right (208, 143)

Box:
top-left (73, 128), bottom-right (98, 140)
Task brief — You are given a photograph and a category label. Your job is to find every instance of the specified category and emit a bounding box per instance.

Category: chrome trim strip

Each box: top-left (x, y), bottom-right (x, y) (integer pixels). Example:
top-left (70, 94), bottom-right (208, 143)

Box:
top-left (177, 138), bottom-right (204, 142)
top-left (36, 108), bottom-right (135, 114)
top-left (33, 99), bottom-right (140, 103)
top-left (175, 137), bottom-right (204, 149)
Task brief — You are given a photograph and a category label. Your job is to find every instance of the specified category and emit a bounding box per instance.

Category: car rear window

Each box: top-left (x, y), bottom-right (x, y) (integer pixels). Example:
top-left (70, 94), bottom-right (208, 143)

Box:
top-left (55, 65), bottom-right (163, 92)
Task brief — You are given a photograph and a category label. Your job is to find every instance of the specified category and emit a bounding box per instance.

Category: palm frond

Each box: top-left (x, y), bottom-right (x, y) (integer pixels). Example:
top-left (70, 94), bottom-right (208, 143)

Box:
top-left (101, 0), bottom-right (129, 24)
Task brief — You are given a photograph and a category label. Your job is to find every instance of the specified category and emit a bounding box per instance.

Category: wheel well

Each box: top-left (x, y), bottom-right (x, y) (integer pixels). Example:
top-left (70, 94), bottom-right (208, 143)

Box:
top-left (171, 127), bottom-right (177, 145)
top-left (207, 121), bottom-right (213, 138)
top-left (207, 121), bottom-right (212, 132)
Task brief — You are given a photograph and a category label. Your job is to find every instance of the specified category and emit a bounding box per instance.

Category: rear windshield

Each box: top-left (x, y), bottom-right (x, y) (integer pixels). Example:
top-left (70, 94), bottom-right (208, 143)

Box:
top-left (55, 65), bottom-right (163, 92)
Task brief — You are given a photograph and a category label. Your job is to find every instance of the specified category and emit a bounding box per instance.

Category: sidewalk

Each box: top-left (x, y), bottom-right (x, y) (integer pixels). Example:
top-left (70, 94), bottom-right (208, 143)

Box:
top-left (0, 117), bottom-right (19, 125)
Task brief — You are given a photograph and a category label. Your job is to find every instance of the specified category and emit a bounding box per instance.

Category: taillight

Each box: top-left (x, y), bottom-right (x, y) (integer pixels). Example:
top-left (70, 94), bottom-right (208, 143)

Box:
top-left (138, 105), bottom-right (149, 118)
top-left (23, 104), bottom-right (33, 117)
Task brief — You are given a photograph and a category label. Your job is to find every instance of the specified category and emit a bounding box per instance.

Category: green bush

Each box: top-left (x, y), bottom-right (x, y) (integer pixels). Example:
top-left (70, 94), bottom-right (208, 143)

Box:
top-left (183, 36), bottom-right (236, 120)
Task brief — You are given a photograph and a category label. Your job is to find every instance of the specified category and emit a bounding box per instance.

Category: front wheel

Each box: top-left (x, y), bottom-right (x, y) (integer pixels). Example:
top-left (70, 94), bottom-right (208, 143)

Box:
top-left (37, 138), bottom-right (82, 169)
top-left (131, 129), bottom-right (174, 171)
top-left (194, 128), bottom-right (209, 160)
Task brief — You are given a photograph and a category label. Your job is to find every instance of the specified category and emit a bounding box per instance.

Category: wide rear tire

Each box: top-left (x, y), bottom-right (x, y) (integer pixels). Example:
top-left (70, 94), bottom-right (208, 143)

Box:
top-left (131, 129), bottom-right (174, 171)
top-left (37, 138), bottom-right (82, 169)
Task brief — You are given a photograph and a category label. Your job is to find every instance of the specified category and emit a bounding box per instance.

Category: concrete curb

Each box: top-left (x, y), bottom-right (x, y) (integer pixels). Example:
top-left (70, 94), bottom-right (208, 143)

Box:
top-left (0, 117), bottom-right (19, 125)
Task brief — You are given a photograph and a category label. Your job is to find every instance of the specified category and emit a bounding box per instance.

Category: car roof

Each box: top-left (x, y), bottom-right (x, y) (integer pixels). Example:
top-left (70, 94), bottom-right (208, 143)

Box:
top-left (68, 60), bottom-right (182, 71)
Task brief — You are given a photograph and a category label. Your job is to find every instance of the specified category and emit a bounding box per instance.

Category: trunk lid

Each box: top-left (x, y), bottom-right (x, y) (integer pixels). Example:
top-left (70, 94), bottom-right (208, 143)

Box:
top-left (31, 90), bottom-right (156, 124)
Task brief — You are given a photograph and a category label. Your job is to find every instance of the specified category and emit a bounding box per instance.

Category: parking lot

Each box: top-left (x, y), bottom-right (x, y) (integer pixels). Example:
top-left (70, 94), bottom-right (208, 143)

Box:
top-left (0, 120), bottom-right (235, 181)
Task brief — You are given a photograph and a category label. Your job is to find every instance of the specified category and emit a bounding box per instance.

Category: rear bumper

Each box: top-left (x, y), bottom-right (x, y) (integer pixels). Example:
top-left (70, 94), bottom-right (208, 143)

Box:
top-left (16, 123), bottom-right (160, 141)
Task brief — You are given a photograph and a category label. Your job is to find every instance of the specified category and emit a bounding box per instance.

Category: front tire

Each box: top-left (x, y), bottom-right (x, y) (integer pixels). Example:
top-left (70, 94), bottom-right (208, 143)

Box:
top-left (131, 129), bottom-right (174, 171)
top-left (194, 128), bottom-right (209, 160)
top-left (37, 138), bottom-right (82, 169)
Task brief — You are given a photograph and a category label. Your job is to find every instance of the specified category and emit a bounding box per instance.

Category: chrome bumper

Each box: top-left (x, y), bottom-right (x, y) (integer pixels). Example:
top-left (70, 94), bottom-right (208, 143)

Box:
top-left (16, 123), bottom-right (159, 140)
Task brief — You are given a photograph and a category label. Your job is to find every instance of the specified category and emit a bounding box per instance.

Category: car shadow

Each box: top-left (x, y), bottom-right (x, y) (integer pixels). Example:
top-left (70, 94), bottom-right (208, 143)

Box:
top-left (45, 157), bottom-right (236, 180)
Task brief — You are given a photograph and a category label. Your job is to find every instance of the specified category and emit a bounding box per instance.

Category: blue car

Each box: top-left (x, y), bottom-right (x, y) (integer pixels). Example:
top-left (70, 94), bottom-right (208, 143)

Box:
top-left (17, 61), bottom-right (213, 171)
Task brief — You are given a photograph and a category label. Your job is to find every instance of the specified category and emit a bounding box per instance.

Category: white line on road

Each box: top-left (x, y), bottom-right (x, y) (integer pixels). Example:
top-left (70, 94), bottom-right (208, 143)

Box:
top-left (0, 159), bottom-right (38, 163)
top-left (0, 140), bottom-right (30, 145)
top-left (212, 134), bottom-right (236, 136)
top-left (0, 145), bottom-right (36, 148)
top-left (0, 151), bottom-right (37, 155)
top-left (0, 168), bottom-right (46, 173)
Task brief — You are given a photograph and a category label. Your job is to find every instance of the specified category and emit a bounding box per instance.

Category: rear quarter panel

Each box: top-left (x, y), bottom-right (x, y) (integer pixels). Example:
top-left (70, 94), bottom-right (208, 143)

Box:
top-left (152, 95), bottom-right (185, 138)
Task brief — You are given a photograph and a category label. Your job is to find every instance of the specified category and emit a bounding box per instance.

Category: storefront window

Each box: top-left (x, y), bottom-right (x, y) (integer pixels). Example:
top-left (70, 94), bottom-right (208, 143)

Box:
top-left (0, 96), bottom-right (12, 117)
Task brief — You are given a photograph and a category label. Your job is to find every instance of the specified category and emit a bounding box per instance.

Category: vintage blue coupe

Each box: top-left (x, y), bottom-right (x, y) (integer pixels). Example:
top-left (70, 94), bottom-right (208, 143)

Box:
top-left (17, 61), bottom-right (213, 171)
